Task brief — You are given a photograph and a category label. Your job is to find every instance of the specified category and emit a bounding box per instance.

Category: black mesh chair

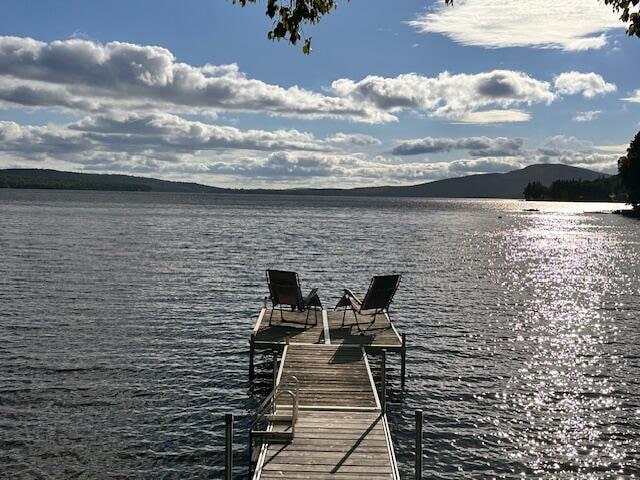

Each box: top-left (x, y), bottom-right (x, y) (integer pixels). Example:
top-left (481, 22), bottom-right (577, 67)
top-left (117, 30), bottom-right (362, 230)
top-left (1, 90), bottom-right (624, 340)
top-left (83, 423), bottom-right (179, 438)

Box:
top-left (266, 269), bottom-right (322, 326)
top-left (335, 274), bottom-right (401, 331)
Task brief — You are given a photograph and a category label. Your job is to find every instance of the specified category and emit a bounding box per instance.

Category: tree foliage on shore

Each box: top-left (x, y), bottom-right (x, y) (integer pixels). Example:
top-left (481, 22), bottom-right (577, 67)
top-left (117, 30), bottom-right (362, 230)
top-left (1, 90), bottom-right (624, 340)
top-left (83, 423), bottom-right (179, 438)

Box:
top-left (235, 0), bottom-right (639, 53)
top-left (523, 176), bottom-right (626, 202)
top-left (618, 131), bottom-right (640, 209)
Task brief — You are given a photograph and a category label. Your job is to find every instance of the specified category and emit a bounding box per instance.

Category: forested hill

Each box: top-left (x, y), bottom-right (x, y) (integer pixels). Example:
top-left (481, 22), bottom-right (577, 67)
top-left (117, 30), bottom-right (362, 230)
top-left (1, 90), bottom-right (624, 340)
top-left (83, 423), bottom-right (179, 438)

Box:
top-left (0, 169), bottom-right (227, 193)
top-left (342, 164), bottom-right (606, 198)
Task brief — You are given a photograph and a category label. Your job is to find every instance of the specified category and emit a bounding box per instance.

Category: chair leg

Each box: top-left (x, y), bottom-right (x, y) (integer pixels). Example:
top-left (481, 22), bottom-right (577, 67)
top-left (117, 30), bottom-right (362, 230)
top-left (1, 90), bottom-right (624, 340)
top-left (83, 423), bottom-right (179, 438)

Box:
top-left (354, 311), bottom-right (364, 333)
top-left (342, 307), bottom-right (347, 327)
top-left (305, 308), bottom-right (310, 328)
top-left (269, 306), bottom-right (274, 325)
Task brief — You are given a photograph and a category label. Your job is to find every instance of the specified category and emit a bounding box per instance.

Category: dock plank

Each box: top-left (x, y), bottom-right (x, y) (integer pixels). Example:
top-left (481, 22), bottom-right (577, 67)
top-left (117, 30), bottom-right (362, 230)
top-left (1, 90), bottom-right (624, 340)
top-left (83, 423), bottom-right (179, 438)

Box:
top-left (253, 344), bottom-right (399, 480)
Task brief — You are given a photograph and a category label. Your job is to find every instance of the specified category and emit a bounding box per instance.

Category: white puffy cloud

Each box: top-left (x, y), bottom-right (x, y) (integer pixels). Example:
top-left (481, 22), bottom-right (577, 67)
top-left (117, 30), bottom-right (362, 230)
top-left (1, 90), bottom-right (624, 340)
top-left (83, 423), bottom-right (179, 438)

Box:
top-left (573, 110), bottom-right (602, 122)
top-left (0, 36), bottom-right (617, 126)
top-left (331, 70), bottom-right (555, 122)
top-left (409, 0), bottom-right (622, 51)
top-left (0, 36), bottom-right (392, 123)
top-left (458, 109), bottom-right (531, 123)
top-left (392, 136), bottom-right (524, 156)
top-left (0, 113), bottom-right (337, 159)
top-left (622, 89), bottom-right (640, 103)
top-left (553, 72), bottom-right (616, 98)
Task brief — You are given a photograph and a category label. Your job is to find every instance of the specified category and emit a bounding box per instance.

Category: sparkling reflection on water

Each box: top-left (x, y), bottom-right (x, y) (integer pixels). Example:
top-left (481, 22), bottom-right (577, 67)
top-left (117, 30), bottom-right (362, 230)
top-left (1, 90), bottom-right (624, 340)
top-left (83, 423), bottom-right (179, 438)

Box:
top-left (0, 191), bottom-right (638, 479)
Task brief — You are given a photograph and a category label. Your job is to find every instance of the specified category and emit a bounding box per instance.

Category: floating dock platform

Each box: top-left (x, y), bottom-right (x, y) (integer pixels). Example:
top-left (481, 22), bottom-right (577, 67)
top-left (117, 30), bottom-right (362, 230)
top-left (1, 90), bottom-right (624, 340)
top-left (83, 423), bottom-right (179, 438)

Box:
top-left (248, 308), bottom-right (406, 480)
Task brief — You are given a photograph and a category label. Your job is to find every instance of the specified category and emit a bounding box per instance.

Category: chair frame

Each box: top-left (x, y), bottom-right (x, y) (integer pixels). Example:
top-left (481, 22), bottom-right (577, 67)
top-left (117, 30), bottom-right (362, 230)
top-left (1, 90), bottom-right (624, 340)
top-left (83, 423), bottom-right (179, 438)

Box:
top-left (266, 270), bottom-right (321, 327)
top-left (335, 274), bottom-right (401, 332)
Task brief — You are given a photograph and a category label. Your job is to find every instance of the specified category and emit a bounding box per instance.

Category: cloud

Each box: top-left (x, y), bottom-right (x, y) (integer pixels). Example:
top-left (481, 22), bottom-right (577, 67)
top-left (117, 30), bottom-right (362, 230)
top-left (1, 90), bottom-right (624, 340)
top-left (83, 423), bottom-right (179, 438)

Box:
top-left (409, 0), bottom-right (622, 51)
top-left (331, 70), bottom-right (554, 122)
top-left (0, 113), bottom-right (347, 165)
top-left (448, 157), bottom-right (524, 174)
top-left (0, 36), bottom-right (392, 123)
top-left (573, 110), bottom-right (602, 122)
top-left (553, 72), bottom-right (616, 98)
top-left (207, 151), bottom-right (457, 183)
top-left (1, 116), bottom-right (619, 186)
top-left (537, 134), bottom-right (593, 155)
top-left (594, 144), bottom-right (628, 153)
top-left (392, 136), bottom-right (524, 156)
top-left (622, 89), bottom-right (640, 103)
top-left (458, 109), bottom-right (530, 123)
top-left (0, 36), bottom-right (616, 126)
top-left (325, 132), bottom-right (381, 146)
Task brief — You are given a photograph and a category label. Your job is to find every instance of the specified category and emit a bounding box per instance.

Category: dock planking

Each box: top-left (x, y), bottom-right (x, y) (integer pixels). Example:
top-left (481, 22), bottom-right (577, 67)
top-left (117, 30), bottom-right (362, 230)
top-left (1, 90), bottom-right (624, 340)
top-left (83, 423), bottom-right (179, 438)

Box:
top-left (257, 411), bottom-right (398, 479)
top-left (252, 308), bottom-right (402, 350)
top-left (252, 343), bottom-right (400, 479)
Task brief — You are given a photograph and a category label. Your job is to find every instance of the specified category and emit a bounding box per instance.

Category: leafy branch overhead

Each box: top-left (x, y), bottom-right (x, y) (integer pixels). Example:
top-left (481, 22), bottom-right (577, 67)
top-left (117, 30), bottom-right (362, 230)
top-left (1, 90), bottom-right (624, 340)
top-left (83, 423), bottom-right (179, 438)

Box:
top-left (235, 0), bottom-right (640, 54)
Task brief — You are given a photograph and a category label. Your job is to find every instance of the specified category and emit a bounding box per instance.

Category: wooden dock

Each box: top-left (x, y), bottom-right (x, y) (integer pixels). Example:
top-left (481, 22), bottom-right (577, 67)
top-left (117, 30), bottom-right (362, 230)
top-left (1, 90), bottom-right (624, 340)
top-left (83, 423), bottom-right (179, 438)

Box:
top-left (249, 308), bottom-right (404, 480)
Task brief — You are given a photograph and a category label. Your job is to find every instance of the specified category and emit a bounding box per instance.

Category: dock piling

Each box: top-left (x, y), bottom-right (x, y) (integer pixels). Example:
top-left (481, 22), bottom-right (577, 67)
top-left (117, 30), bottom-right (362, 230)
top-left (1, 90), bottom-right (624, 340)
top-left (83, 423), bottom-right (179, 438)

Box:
top-left (401, 333), bottom-right (407, 390)
top-left (225, 413), bottom-right (233, 480)
top-left (415, 409), bottom-right (423, 480)
top-left (249, 335), bottom-right (255, 381)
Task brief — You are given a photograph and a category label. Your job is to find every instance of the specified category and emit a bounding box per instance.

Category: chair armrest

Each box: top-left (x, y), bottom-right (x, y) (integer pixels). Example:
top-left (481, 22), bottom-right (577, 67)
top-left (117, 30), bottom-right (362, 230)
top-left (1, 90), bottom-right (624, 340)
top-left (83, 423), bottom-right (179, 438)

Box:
top-left (334, 288), bottom-right (362, 311)
top-left (343, 289), bottom-right (362, 305)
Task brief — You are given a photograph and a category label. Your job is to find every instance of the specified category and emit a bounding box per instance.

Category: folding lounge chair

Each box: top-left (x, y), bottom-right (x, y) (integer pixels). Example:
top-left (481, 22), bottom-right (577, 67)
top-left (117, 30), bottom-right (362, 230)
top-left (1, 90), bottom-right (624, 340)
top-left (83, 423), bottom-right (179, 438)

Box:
top-left (335, 274), bottom-right (401, 332)
top-left (266, 269), bottom-right (322, 326)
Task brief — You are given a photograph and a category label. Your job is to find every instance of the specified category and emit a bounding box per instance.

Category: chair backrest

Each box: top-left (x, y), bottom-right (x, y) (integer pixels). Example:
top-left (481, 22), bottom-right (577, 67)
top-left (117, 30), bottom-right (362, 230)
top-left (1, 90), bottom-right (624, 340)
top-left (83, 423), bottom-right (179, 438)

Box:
top-left (267, 269), bottom-right (304, 308)
top-left (360, 274), bottom-right (401, 312)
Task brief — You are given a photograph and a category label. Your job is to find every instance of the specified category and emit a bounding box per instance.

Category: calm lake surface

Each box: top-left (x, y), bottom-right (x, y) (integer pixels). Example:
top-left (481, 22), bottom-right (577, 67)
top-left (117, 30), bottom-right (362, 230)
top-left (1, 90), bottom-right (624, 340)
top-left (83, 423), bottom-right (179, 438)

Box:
top-left (1, 189), bottom-right (639, 479)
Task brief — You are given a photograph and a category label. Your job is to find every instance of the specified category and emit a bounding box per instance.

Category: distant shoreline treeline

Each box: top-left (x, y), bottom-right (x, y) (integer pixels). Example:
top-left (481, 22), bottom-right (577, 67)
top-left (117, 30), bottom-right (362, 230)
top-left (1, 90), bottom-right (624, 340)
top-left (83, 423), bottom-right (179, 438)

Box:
top-left (0, 169), bottom-right (226, 193)
top-left (523, 175), bottom-right (627, 202)
top-left (0, 165), bottom-right (625, 201)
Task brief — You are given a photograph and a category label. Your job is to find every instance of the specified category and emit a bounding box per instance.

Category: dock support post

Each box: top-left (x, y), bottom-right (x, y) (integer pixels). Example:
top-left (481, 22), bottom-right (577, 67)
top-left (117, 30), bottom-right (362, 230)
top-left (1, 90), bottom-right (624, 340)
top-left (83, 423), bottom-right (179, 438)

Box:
top-left (381, 350), bottom-right (387, 414)
top-left (225, 413), bottom-right (233, 480)
top-left (415, 410), bottom-right (423, 480)
top-left (401, 333), bottom-right (407, 390)
top-left (249, 334), bottom-right (255, 381)
top-left (272, 350), bottom-right (278, 390)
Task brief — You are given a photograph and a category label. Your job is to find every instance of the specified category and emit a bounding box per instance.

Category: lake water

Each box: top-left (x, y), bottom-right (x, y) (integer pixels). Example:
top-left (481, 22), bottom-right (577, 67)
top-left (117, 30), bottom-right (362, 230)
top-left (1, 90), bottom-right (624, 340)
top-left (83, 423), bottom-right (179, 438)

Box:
top-left (1, 189), bottom-right (638, 479)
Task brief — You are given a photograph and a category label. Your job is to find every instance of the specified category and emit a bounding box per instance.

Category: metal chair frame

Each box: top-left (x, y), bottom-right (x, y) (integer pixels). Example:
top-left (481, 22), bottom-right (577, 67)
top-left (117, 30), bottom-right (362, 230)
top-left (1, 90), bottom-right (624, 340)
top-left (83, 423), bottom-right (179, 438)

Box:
top-left (266, 270), bottom-right (321, 327)
top-left (336, 274), bottom-right (401, 332)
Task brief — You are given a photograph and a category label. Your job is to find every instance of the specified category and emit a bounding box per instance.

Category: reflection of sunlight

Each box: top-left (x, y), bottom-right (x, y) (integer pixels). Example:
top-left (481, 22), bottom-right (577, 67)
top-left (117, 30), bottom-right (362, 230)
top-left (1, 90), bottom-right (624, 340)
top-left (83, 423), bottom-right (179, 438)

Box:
top-left (518, 201), bottom-right (627, 215)
top-left (498, 212), bottom-right (626, 477)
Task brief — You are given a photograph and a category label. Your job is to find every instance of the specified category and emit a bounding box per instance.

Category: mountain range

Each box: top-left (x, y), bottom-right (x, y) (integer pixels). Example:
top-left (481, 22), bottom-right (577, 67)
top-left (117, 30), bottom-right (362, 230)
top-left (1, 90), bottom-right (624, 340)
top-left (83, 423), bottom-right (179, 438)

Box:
top-left (0, 164), bottom-right (607, 199)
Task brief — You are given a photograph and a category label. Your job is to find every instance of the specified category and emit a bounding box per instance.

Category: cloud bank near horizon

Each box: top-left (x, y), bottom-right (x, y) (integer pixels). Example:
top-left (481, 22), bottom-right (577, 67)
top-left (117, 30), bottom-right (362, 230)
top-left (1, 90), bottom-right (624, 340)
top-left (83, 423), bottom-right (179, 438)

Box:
top-left (0, 36), bottom-right (625, 187)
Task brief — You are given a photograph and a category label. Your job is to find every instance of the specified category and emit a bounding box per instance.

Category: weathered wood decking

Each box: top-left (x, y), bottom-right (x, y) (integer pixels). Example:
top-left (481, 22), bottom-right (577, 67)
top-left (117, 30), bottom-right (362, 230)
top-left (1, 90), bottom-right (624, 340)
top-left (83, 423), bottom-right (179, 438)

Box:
top-left (250, 309), bottom-right (403, 480)
top-left (251, 308), bottom-right (403, 349)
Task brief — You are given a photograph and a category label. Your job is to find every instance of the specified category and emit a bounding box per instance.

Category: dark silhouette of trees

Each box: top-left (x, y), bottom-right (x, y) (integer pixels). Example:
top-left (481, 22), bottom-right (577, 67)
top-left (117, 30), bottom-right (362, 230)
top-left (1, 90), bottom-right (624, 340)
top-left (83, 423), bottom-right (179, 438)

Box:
top-left (234, 0), bottom-right (639, 53)
top-left (523, 181), bottom-right (547, 200)
top-left (618, 131), bottom-right (640, 209)
top-left (523, 176), bottom-right (626, 202)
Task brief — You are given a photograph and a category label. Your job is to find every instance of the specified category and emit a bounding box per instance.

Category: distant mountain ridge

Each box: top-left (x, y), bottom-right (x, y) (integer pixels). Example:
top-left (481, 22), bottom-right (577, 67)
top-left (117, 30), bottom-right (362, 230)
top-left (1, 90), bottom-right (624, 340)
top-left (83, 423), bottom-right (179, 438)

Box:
top-left (0, 164), bottom-right (607, 199)
top-left (345, 164), bottom-right (607, 198)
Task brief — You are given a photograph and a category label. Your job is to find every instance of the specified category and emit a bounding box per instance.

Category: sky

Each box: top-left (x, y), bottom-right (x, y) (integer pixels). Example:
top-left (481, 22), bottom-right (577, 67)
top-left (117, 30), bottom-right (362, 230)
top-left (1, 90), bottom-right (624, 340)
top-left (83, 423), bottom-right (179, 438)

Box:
top-left (0, 0), bottom-right (639, 188)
